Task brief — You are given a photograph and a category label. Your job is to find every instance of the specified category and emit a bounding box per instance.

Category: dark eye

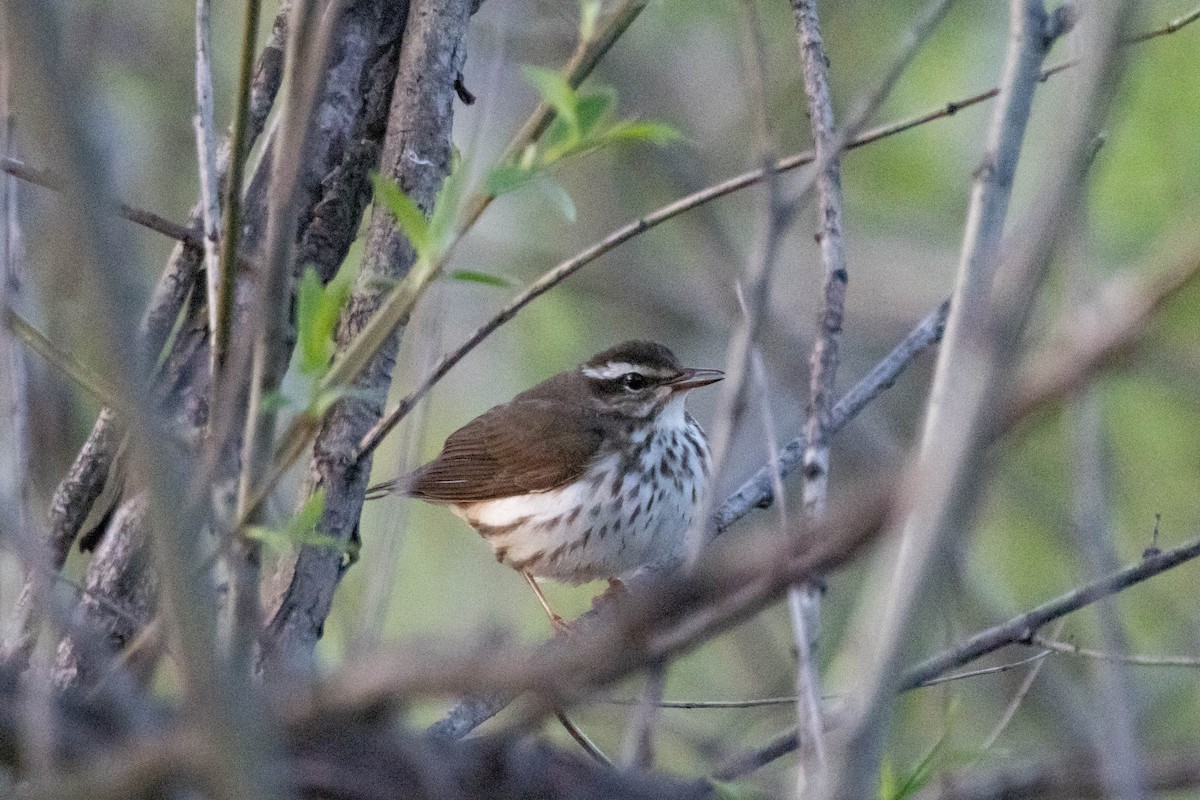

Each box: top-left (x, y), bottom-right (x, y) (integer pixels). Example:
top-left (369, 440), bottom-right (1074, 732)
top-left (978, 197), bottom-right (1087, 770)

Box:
top-left (622, 373), bottom-right (648, 391)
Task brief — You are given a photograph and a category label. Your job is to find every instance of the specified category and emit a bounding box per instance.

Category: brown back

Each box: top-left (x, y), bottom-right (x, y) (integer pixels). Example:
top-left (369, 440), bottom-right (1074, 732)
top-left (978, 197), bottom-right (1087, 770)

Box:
top-left (409, 373), bottom-right (608, 502)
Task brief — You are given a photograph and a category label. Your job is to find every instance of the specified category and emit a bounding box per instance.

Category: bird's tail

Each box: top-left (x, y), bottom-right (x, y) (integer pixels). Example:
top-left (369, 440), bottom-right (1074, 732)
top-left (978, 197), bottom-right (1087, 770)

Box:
top-left (364, 474), bottom-right (416, 501)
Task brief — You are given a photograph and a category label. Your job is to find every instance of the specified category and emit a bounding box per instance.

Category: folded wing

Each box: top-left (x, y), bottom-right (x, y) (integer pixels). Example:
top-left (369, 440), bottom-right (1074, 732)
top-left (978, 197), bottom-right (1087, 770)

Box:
top-left (410, 399), bottom-right (604, 502)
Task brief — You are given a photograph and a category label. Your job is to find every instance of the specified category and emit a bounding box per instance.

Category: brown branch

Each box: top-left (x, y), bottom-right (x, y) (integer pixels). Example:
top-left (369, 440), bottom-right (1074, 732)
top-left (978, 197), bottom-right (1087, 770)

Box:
top-left (50, 0), bottom-right (409, 689)
top-left (0, 156), bottom-right (202, 247)
top-left (0, 660), bottom-right (708, 800)
top-left (301, 482), bottom-right (896, 725)
top-left (259, 0), bottom-right (473, 671)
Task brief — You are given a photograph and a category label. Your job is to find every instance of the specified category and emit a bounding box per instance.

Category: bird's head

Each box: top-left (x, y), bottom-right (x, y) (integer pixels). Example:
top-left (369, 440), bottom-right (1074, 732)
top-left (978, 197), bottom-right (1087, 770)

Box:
top-left (580, 340), bottom-right (723, 420)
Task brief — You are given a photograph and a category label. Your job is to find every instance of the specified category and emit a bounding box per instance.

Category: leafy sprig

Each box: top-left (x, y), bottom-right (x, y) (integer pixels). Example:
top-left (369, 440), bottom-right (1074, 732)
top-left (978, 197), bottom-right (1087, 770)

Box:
top-left (485, 66), bottom-right (680, 220)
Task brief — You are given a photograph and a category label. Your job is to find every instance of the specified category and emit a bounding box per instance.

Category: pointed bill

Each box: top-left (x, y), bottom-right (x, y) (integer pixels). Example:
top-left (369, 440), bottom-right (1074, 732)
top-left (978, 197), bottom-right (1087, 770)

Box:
top-left (666, 367), bottom-right (724, 392)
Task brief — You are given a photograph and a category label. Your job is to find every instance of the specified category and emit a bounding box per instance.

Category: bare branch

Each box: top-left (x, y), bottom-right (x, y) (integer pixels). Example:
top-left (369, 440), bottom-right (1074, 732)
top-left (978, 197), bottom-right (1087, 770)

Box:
top-left (786, 0), bottom-right (860, 777)
top-left (357, 1), bottom-right (1198, 458)
top-left (619, 665), bottom-right (665, 769)
top-left (213, 0), bottom-right (265, 377)
top-left (714, 300), bottom-right (950, 533)
top-left (193, 0), bottom-right (222, 367)
top-left (1029, 636), bottom-right (1200, 668)
top-left (914, 649), bottom-right (1052, 689)
top-left (1063, 214), bottom-right (1145, 796)
top-left (822, 1), bottom-right (1092, 793)
top-left (979, 621), bottom-right (1061, 751)
top-left (900, 536), bottom-right (1200, 691)
top-left (791, 0), bottom-right (850, 513)
top-left (717, 530), bottom-right (1200, 777)
top-left (920, 748), bottom-right (1200, 800)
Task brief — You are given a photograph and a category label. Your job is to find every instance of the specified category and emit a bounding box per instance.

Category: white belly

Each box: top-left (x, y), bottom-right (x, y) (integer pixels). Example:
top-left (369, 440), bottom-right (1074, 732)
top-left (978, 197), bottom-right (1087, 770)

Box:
top-left (458, 413), bottom-right (709, 584)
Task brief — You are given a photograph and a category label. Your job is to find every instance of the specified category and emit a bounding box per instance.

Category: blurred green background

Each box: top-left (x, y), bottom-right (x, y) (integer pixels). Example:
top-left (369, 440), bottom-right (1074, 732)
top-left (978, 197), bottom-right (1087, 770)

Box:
top-left (5, 0), bottom-right (1200, 794)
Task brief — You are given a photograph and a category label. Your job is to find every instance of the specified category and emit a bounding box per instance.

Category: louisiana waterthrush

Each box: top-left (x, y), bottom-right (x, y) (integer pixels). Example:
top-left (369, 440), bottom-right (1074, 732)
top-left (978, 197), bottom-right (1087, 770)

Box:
top-left (368, 341), bottom-right (723, 623)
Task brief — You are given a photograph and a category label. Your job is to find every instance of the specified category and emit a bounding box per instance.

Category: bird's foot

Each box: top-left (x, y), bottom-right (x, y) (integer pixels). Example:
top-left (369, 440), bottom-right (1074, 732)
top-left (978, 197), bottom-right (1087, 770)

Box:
top-left (591, 578), bottom-right (627, 611)
top-left (550, 613), bottom-right (576, 637)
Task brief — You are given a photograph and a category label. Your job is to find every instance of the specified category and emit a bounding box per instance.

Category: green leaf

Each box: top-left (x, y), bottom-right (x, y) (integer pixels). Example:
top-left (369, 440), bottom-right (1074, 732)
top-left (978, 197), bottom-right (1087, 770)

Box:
top-left (486, 163), bottom-right (539, 197)
top-left (295, 264), bottom-right (353, 378)
top-left (877, 759), bottom-right (898, 800)
top-left (291, 490), bottom-right (326, 535)
top-left (890, 740), bottom-right (943, 800)
top-left (518, 142), bottom-right (538, 170)
top-left (245, 490), bottom-right (348, 555)
top-left (428, 156), bottom-right (466, 256)
top-left (601, 120), bottom-right (682, 147)
top-left (540, 178), bottom-right (577, 222)
top-left (451, 269), bottom-right (513, 288)
top-left (260, 388), bottom-right (294, 413)
top-left (307, 386), bottom-right (346, 419)
top-left (878, 731), bottom-right (949, 800)
top-left (539, 116), bottom-right (573, 162)
top-left (522, 64), bottom-right (579, 135)
top-left (243, 526), bottom-right (295, 553)
top-left (296, 267), bottom-right (330, 374)
top-left (323, 265), bottom-right (353, 320)
top-left (372, 173), bottom-right (430, 258)
top-left (576, 88), bottom-right (615, 136)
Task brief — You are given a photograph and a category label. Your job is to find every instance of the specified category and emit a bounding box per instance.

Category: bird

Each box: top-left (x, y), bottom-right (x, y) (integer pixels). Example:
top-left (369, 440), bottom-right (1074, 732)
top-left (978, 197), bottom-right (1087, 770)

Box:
top-left (367, 340), bottom-right (723, 626)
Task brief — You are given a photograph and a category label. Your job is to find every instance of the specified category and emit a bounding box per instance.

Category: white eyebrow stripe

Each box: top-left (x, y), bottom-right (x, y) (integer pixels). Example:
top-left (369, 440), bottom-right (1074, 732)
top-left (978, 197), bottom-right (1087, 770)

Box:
top-left (582, 362), bottom-right (675, 380)
top-left (583, 362), bottom-right (638, 379)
